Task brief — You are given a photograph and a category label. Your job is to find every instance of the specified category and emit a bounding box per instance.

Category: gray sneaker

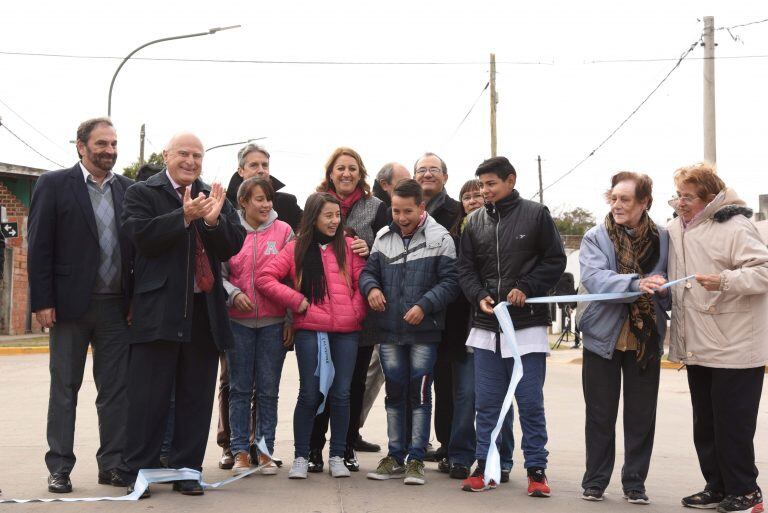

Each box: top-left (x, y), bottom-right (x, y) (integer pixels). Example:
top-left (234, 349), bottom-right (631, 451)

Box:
top-left (404, 459), bottom-right (425, 485)
top-left (288, 457), bottom-right (308, 479)
top-left (367, 456), bottom-right (405, 480)
top-left (328, 456), bottom-right (351, 478)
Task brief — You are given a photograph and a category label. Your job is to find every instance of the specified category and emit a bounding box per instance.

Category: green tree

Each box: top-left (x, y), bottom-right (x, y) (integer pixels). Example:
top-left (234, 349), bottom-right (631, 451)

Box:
top-left (122, 152), bottom-right (164, 179)
top-left (553, 207), bottom-right (596, 236)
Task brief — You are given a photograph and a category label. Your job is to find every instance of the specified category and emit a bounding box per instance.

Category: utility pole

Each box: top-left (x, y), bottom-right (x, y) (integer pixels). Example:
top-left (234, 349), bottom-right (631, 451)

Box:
top-left (537, 155), bottom-right (544, 204)
top-left (139, 124), bottom-right (146, 166)
top-left (489, 53), bottom-right (498, 157)
top-left (703, 16), bottom-right (717, 164)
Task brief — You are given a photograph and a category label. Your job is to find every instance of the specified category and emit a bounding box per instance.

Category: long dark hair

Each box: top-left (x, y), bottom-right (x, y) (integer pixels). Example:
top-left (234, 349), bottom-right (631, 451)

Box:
top-left (294, 192), bottom-right (350, 293)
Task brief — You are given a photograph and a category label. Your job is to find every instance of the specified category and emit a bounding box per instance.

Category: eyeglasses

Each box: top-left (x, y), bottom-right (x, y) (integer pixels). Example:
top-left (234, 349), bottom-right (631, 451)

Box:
top-left (668, 194), bottom-right (697, 205)
top-left (462, 192), bottom-right (484, 202)
top-left (415, 167), bottom-right (443, 176)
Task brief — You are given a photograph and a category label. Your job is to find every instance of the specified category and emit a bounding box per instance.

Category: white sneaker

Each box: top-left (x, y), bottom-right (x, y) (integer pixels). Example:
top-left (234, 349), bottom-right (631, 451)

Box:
top-left (329, 456), bottom-right (351, 478)
top-left (288, 457), bottom-right (308, 479)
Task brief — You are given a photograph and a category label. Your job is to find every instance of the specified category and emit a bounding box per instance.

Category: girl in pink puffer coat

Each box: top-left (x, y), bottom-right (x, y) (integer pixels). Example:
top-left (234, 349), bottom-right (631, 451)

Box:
top-left (255, 192), bottom-right (366, 480)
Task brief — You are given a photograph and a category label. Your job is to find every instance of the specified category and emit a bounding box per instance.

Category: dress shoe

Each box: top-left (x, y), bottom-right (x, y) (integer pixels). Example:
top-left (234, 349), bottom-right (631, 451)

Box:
top-left (47, 473), bottom-right (72, 493)
top-left (218, 448), bottom-right (234, 470)
top-left (354, 435), bottom-right (381, 453)
top-left (424, 445), bottom-right (447, 462)
top-left (308, 448), bottom-right (324, 473)
top-left (98, 469), bottom-right (126, 487)
top-left (127, 482), bottom-right (151, 499)
top-left (173, 479), bottom-right (204, 496)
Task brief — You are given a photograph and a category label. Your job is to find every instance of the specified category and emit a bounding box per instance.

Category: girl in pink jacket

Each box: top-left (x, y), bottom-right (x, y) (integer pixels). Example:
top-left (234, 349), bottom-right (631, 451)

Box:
top-left (256, 192), bottom-right (367, 480)
top-left (222, 178), bottom-right (293, 475)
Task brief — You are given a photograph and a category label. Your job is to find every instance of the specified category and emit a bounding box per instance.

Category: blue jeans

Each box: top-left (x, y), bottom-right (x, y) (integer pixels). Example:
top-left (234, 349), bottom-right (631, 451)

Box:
top-left (449, 352), bottom-right (515, 469)
top-left (475, 349), bottom-right (548, 469)
top-left (379, 343), bottom-right (438, 463)
top-left (293, 330), bottom-right (358, 459)
top-left (227, 322), bottom-right (287, 455)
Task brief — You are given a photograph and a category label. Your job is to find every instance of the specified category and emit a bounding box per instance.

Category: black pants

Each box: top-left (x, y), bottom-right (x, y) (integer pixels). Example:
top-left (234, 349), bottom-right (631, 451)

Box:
top-left (45, 296), bottom-right (129, 474)
top-left (120, 295), bottom-right (220, 480)
top-left (687, 364), bottom-right (764, 496)
top-left (581, 348), bottom-right (660, 492)
top-left (311, 344), bottom-right (374, 450)
top-left (432, 343), bottom-right (454, 449)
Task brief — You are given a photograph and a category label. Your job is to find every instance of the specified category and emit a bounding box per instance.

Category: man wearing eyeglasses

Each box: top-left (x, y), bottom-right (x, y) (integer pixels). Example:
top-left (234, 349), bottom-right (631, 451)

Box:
top-left (413, 152), bottom-right (462, 465)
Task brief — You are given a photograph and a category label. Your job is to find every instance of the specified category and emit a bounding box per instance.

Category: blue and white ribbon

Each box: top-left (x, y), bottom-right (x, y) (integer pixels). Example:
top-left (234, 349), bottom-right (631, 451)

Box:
top-left (484, 274), bottom-right (694, 486)
top-left (315, 331), bottom-right (335, 415)
top-left (0, 438), bottom-right (273, 504)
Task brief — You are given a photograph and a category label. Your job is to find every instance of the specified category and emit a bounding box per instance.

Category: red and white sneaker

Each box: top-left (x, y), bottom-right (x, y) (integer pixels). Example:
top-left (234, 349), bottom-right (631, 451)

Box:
top-left (461, 468), bottom-right (497, 492)
top-left (527, 468), bottom-right (551, 498)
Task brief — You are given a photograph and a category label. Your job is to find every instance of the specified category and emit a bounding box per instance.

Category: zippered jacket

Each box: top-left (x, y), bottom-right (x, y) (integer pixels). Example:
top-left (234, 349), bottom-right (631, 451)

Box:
top-left (359, 214), bottom-right (459, 344)
top-left (458, 190), bottom-right (566, 332)
top-left (223, 210), bottom-right (293, 320)
top-left (255, 237), bottom-right (367, 333)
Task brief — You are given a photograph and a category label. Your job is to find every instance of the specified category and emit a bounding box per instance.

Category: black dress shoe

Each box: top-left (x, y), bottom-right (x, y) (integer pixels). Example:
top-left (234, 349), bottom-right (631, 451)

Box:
top-left (127, 482), bottom-right (151, 499)
top-left (98, 469), bottom-right (126, 487)
top-left (437, 457), bottom-right (451, 473)
top-left (173, 479), bottom-right (204, 496)
top-left (343, 447), bottom-right (360, 472)
top-left (47, 473), bottom-right (72, 493)
top-left (354, 435), bottom-right (381, 453)
top-left (308, 448), bottom-right (324, 473)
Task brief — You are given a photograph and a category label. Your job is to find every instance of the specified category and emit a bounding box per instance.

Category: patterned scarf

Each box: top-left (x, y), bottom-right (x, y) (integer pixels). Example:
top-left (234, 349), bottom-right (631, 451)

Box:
top-left (328, 187), bottom-right (363, 218)
top-left (605, 210), bottom-right (660, 369)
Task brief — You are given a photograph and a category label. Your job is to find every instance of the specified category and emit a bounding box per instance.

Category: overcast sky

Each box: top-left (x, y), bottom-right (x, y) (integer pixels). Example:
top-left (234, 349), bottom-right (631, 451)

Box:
top-left (1, 1), bottom-right (766, 223)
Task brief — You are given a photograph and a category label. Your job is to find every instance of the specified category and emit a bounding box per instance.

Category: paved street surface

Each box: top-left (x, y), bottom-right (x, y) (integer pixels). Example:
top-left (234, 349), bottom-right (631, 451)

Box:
top-left (0, 348), bottom-right (766, 512)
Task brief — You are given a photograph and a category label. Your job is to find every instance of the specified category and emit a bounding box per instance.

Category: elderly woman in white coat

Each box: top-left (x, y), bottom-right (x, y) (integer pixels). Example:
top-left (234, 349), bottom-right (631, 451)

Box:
top-left (667, 162), bottom-right (768, 513)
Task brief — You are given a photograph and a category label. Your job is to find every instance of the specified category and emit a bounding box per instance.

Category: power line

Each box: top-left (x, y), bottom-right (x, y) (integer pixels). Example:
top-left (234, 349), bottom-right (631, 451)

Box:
top-left (717, 17), bottom-right (768, 31)
top-left (447, 82), bottom-right (490, 142)
top-left (0, 51), bottom-right (549, 66)
top-left (532, 35), bottom-right (702, 200)
top-left (0, 96), bottom-right (70, 155)
top-left (0, 118), bottom-right (64, 168)
top-left (587, 54), bottom-right (768, 64)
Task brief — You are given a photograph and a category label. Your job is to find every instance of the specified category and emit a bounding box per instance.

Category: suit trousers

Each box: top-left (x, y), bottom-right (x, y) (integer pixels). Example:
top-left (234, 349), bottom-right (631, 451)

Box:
top-left (120, 294), bottom-right (219, 480)
top-left (687, 364), bottom-right (764, 496)
top-left (45, 295), bottom-right (129, 474)
top-left (581, 348), bottom-right (660, 492)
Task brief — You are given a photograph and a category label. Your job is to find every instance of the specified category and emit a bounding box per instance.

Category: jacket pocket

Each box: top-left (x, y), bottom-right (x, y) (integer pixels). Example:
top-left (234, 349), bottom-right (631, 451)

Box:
top-left (54, 263), bottom-right (71, 276)
top-left (135, 275), bottom-right (167, 294)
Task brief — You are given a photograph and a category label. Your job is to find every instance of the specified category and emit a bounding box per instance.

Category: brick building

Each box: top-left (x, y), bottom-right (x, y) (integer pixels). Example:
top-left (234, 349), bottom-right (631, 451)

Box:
top-left (0, 162), bottom-right (48, 335)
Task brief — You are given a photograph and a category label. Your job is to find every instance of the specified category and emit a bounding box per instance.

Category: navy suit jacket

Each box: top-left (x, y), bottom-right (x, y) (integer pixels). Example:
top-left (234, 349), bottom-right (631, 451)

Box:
top-left (28, 163), bottom-right (135, 321)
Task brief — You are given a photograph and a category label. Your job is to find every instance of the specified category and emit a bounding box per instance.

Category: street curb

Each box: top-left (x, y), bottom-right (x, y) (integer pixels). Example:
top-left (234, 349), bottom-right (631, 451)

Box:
top-left (0, 346), bottom-right (49, 356)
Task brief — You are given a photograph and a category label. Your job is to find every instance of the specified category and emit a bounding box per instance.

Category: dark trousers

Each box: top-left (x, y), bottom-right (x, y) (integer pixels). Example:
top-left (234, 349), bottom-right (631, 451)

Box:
top-left (120, 294), bottom-right (219, 480)
top-left (45, 295), bottom-right (129, 474)
top-left (311, 344), bottom-right (374, 451)
top-left (433, 343), bottom-right (454, 448)
top-left (687, 364), bottom-right (764, 496)
top-left (581, 348), bottom-right (660, 492)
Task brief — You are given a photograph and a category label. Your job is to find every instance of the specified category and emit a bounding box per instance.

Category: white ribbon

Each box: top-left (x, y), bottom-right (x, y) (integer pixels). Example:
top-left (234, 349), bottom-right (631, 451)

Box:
top-left (315, 331), bottom-right (335, 415)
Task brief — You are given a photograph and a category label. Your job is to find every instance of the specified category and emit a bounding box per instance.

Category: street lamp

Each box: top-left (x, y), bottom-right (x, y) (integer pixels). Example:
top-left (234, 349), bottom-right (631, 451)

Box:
top-left (205, 137), bottom-right (267, 153)
top-left (107, 25), bottom-right (240, 116)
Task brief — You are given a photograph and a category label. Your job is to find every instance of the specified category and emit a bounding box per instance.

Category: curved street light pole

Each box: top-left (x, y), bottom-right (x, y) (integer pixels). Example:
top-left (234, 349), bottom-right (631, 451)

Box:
top-left (205, 137), bottom-right (267, 153)
top-left (107, 25), bottom-right (240, 117)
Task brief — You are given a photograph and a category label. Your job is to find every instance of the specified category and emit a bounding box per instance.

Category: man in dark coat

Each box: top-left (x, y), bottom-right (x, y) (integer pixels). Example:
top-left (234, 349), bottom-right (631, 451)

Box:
top-left (118, 132), bottom-right (245, 497)
top-left (28, 117), bottom-right (134, 493)
top-left (413, 152), bottom-right (461, 463)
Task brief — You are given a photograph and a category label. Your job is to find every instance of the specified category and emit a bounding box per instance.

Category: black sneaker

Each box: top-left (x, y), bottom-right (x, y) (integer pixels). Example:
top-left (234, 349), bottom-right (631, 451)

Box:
top-left (582, 487), bottom-right (604, 501)
top-left (449, 464), bottom-right (470, 480)
top-left (501, 469), bottom-right (511, 483)
top-left (682, 489), bottom-right (726, 509)
top-left (624, 490), bottom-right (650, 505)
top-left (716, 489), bottom-right (763, 513)
top-left (308, 448), bottom-right (324, 473)
top-left (437, 457), bottom-right (450, 473)
top-left (343, 447), bottom-right (360, 472)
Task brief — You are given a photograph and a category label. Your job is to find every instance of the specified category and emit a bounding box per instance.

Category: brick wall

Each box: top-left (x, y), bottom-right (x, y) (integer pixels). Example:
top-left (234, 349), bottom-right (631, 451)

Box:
top-left (0, 181), bottom-right (41, 334)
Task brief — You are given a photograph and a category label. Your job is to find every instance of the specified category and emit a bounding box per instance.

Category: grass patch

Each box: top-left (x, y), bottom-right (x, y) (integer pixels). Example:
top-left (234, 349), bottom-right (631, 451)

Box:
top-left (0, 336), bottom-right (49, 348)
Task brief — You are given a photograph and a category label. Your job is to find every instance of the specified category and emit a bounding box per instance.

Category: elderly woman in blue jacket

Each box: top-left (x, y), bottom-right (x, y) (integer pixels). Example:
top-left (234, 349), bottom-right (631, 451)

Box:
top-left (577, 172), bottom-right (670, 505)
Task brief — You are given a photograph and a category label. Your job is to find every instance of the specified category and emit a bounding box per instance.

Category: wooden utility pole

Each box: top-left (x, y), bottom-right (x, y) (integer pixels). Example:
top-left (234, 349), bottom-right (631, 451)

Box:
top-left (139, 123), bottom-right (146, 166)
top-left (489, 53), bottom-right (498, 157)
top-left (537, 155), bottom-right (544, 204)
top-left (703, 16), bottom-right (716, 163)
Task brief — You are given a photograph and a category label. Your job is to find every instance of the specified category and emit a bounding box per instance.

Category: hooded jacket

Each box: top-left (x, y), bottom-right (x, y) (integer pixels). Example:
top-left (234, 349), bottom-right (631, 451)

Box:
top-left (667, 188), bottom-right (768, 368)
top-left (359, 213), bottom-right (459, 345)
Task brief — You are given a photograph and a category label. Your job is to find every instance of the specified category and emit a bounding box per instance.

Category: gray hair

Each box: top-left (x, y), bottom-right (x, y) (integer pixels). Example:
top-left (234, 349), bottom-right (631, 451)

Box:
top-left (376, 162), bottom-right (397, 184)
top-left (237, 143), bottom-right (270, 169)
top-left (413, 152), bottom-right (447, 174)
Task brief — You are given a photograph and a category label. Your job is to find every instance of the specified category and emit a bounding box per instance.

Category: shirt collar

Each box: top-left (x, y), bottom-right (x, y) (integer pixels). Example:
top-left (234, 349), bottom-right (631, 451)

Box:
top-left (165, 169), bottom-right (185, 193)
top-left (80, 162), bottom-right (115, 185)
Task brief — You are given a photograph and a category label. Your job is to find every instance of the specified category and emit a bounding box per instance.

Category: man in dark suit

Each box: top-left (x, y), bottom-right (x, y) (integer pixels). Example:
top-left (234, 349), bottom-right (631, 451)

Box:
top-left (28, 117), bottom-right (135, 493)
top-left (119, 132), bottom-right (245, 497)
top-left (218, 143), bottom-right (302, 469)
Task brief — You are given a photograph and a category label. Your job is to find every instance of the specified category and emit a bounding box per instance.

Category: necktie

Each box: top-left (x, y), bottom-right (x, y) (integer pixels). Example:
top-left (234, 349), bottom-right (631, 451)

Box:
top-left (178, 186), bottom-right (214, 293)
